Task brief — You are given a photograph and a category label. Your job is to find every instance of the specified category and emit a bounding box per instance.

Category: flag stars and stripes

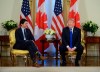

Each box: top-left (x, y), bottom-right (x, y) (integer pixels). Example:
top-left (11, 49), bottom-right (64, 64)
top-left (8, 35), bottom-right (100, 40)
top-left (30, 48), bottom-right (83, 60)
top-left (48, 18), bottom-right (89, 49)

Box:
top-left (21, 0), bottom-right (30, 16)
top-left (20, 0), bottom-right (33, 33)
top-left (54, 0), bottom-right (62, 16)
top-left (51, 0), bottom-right (64, 40)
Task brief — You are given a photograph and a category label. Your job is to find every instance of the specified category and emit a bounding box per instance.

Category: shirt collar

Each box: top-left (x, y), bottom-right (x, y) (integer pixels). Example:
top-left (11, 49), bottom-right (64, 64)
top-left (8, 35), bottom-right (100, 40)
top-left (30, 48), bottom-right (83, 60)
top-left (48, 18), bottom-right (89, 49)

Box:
top-left (69, 27), bottom-right (74, 33)
top-left (69, 27), bottom-right (74, 30)
top-left (21, 27), bottom-right (25, 30)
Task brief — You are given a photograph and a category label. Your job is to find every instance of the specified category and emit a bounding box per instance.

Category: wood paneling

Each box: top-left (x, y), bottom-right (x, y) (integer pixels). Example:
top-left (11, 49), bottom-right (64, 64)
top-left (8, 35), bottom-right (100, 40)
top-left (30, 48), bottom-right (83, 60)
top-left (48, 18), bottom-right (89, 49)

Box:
top-left (29, 0), bottom-right (36, 28)
top-left (62, 0), bottom-right (70, 26)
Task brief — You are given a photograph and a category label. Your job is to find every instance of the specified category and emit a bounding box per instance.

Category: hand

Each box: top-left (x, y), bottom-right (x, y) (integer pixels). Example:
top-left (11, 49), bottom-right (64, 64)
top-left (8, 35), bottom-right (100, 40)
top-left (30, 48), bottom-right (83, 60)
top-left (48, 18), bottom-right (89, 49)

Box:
top-left (67, 47), bottom-right (72, 51)
top-left (70, 48), bottom-right (76, 51)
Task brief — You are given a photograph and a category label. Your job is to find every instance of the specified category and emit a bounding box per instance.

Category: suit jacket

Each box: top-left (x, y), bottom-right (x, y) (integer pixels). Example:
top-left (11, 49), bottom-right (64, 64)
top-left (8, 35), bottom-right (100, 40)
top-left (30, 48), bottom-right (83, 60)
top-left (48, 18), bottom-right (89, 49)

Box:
top-left (13, 27), bottom-right (35, 49)
top-left (61, 27), bottom-right (82, 49)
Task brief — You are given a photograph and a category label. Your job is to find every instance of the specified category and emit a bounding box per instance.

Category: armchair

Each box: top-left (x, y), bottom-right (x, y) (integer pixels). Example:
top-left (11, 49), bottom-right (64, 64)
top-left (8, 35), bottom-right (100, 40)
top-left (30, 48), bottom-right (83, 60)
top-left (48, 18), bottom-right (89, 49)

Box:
top-left (9, 29), bottom-right (29, 66)
top-left (60, 29), bottom-right (86, 66)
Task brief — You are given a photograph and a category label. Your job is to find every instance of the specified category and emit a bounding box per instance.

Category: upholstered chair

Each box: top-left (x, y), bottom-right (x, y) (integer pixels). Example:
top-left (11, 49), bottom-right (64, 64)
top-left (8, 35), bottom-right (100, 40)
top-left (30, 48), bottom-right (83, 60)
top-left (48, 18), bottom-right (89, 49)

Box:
top-left (9, 29), bottom-right (29, 66)
top-left (60, 29), bottom-right (86, 66)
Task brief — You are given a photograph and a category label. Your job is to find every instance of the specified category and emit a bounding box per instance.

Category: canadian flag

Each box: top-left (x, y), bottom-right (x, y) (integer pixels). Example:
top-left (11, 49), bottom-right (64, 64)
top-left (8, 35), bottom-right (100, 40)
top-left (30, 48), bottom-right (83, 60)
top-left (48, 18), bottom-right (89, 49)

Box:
top-left (34, 0), bottom-right (49, 53)
top-left (68, 0), bottom-right (80, 28)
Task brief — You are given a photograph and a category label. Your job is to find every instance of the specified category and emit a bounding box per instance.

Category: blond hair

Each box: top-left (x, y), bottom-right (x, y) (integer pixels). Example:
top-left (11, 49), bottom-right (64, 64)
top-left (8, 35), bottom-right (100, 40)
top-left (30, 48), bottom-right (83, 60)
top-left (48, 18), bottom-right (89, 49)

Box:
top-left (67, 18), bottom-right (75, 26)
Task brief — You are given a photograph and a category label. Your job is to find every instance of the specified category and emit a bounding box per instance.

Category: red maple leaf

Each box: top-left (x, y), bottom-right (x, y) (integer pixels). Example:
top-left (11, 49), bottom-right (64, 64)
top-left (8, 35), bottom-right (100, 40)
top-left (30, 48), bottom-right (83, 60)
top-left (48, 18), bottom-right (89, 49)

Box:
top-left (36, 11), bottom-right (48, 30)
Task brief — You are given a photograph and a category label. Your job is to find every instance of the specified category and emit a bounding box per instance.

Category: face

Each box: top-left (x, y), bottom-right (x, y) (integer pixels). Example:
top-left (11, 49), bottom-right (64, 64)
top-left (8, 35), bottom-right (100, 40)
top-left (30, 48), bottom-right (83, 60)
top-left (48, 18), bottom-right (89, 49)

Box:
top-left (21, 21), bottom-right (28, 28)
top-left (67, 19), bottom-right (75, 28)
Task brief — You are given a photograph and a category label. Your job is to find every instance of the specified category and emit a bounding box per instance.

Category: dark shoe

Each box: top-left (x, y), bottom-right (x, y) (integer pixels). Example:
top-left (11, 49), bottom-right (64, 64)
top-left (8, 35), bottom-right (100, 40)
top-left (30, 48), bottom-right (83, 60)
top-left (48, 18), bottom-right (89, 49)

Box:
top-left (75, 63), bottom-right (79, 66)
top-left (39, 56), bottom-right (47, 60)
top-left (75, 61), bottom-right (80, 66)
top-left (33, 62), bottom-right (41, 67)
top-left (61, 61), bottom-right (66, 66)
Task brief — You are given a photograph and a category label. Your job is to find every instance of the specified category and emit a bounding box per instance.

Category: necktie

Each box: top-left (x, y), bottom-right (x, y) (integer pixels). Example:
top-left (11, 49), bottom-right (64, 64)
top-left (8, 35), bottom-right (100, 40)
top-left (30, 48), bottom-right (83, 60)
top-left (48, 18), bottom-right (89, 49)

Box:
top-left (23, 29), bottom-right (27, 40)
top-left (70, 28), bottom-right (73, 48)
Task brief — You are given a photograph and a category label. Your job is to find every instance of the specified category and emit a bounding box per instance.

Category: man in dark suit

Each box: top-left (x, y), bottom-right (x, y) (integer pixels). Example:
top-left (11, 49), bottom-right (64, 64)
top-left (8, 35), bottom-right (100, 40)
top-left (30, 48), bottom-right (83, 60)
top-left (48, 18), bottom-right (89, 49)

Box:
top-left (60, 18), bottom-right (83, 66)
top-left (13, 19), bottom-right (46, 67)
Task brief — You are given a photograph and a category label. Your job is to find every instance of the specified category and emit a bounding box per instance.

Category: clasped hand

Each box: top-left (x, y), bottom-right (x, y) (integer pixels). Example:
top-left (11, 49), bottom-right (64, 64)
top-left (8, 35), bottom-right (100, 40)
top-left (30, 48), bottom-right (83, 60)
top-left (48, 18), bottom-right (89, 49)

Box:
top-left (67, 47), bottom-right (76, 52)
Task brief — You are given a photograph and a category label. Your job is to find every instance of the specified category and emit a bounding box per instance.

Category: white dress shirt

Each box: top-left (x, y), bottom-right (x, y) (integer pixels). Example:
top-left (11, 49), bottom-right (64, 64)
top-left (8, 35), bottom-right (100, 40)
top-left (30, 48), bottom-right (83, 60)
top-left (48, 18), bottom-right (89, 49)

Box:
top-left (21, 27), bottom-right (26, 40)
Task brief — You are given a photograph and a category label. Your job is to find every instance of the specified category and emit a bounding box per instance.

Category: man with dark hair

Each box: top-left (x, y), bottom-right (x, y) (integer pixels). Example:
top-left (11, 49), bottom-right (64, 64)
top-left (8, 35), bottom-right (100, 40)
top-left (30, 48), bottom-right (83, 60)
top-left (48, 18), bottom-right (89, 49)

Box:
top-left (60, 18), bottom-right (83, 66)
top-left (13, 19), bottom-right (46, 67)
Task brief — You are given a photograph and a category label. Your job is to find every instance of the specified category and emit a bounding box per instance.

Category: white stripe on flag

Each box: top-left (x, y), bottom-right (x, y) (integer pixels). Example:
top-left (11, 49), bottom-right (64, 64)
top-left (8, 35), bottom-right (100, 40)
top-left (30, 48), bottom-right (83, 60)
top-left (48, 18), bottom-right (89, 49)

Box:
top-left (59, 14), bottom-right (64, 25)
top-left (28, 14), bottom-right (32, 22)
top-left (21, 12), bottom-right (26, 19)
top-left (52, 21), bottom-right (61, 39)
top-left (53, 14), bottom-right (63, 32)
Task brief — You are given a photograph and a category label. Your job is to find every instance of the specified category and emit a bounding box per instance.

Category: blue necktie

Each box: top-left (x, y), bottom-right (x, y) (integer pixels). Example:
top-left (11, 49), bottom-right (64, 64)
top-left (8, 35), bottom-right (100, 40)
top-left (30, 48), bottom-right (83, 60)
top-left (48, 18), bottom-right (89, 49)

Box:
top-left (70, 28), bottom-right (73, 48)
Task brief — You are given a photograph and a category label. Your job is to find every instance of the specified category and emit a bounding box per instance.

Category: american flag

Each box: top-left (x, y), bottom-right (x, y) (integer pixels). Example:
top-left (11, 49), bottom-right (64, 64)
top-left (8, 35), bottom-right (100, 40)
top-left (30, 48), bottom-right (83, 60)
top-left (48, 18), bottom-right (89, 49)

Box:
top-left (20, 0), bottom-right (33, 33)
top-left (51, 0), bottom-right (64, 40)
top-left (68, 0), bottom-right (80, 28)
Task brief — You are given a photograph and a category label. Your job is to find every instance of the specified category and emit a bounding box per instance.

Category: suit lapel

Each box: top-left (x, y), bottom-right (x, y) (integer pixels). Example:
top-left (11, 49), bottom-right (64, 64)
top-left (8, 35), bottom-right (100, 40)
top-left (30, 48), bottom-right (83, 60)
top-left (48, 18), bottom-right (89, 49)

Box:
top-left (25, 29), bottom-right (28, 39)
top-left (20, 28), bottom-right (24, 40)
top-left (66, 27), bottom-right (70, 42)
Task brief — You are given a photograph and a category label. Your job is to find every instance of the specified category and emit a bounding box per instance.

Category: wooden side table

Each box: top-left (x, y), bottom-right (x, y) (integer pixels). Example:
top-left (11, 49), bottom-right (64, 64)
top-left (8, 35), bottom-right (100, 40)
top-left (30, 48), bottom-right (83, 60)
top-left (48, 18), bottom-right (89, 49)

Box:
top-left (0, 35), bottom-right (9, 66)
top-left (85, 36), bottom-right (100, 57)
top-left (0, 35), bottom-right (9, 56)
top-left (40, 39), bottom-right (60, 65)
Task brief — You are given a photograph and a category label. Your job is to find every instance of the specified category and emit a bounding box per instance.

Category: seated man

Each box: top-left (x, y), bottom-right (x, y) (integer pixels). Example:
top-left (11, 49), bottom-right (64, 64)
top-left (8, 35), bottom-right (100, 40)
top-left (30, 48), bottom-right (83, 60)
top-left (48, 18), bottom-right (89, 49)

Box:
top-left (59, 18), bottom-right (83, 66)
top-left (13, 19), bottom-right (46, 67)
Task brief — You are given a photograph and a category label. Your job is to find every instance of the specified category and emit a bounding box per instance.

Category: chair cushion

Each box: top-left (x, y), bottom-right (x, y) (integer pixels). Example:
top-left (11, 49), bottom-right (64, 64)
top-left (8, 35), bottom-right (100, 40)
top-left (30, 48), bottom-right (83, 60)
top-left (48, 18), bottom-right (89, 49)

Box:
top-left (11, 49), bottom-right (29, 55)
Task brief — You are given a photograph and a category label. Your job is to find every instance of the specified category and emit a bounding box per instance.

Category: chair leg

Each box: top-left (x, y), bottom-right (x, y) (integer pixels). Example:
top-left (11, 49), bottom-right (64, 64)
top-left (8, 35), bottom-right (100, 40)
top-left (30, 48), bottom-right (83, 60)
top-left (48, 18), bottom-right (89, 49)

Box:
top-left (24, 55), bottom-right (29, 66)
top-left (10, 52), bottom-right (13, 65)
top-left (27, 56), bottom-right (30, 66)
top-left (80, 54), bottom-right (87, 66)
top-left (10, 53), bottom-right (16, 66)
top-left (83, 55), bottom-right (87, 66)
top-left (24, 56), bottom-right (27, 66)
top-left (13, 55), bottom-right (17, 66)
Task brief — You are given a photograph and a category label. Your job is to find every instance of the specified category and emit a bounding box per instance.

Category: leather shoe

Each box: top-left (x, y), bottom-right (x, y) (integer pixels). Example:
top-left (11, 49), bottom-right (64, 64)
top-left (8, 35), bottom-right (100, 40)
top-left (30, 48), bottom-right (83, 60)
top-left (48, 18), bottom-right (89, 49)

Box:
top-left (39, 56), bottom-right (47, 60)
top-left (33, 62), bottom-right (41, 67)
top-left (75, 61), bottom-right (80, 66)
top-left (61, 61), bottom-right (66, 66)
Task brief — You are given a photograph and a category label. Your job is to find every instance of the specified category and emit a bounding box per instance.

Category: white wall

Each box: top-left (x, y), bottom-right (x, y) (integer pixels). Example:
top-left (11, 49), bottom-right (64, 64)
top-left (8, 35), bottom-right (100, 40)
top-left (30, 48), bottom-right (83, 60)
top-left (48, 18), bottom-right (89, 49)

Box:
top-left (0, 0), bottom-right (22, 35)
top-left (0, 0), bottom-right (22, 22)
top-left (0, 0), bottom-right (100, 35)
top-left (79, 0), bottom-right (100, 36)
